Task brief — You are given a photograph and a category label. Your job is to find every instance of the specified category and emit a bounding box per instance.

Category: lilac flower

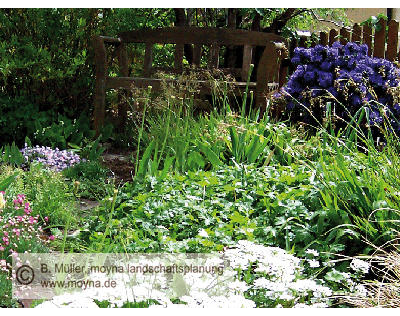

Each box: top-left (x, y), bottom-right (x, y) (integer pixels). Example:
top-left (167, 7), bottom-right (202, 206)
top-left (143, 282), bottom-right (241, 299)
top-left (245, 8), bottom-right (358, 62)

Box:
top-left (20, 145), bottom-right (83, 172)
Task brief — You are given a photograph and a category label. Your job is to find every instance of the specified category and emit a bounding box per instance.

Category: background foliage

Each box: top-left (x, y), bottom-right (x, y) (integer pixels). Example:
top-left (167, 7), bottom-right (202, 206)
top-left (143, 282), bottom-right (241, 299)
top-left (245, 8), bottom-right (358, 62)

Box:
top-left (0, 8), bottom-right (349, 146)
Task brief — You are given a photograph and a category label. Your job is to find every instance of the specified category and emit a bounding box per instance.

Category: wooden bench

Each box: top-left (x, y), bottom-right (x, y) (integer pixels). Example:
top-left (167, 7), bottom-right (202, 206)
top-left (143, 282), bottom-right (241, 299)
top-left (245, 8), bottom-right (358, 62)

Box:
top-left (93, 26), bottom-right (289, 134)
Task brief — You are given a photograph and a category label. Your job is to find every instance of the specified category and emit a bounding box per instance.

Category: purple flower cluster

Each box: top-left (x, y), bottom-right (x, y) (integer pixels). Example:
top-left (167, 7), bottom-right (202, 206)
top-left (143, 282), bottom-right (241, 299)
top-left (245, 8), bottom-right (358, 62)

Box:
top-left (277, 42), bottom-right (400, 133)
top-left (20, 145), bottom-right (82, 172)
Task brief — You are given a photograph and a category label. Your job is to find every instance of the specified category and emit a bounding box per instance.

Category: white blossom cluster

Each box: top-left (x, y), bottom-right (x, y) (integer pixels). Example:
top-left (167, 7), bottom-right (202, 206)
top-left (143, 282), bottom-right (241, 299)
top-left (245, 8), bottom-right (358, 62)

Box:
top-left (36, 241), bottom-right (336, 308)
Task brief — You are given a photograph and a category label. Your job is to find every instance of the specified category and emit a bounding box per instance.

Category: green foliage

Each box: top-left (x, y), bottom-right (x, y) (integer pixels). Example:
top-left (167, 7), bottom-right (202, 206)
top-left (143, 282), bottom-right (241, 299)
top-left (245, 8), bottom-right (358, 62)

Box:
top-left (78, 136), bottom-right (106, 161)
top-left (0, 8), bottom-right (174, 100)
top-left (0, 164), bottom-right (77, 227)
top-left (62, 160), bottom-right (113, 200)
top-left (34, 113), bottom-right (96, 149)
top-left (0, 172), bottom-right (18, 191)
top-left (0, 142), bottom-right (25, 166)
top-left (0, 95), bottom-right (54, 146)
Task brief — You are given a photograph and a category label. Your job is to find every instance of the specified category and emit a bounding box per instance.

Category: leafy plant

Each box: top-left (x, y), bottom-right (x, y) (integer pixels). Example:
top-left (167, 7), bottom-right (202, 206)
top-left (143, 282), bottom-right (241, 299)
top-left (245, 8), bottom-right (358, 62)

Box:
top-left (33, 113), bottom-right (96, 149)
top-left (0, 142), bottom-right (25, 166)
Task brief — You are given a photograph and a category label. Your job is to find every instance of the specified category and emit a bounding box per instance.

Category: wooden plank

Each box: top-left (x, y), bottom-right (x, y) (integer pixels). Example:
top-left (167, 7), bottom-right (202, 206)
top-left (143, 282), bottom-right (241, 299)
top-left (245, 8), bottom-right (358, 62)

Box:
top-left (99, 36), bottom-right (121, 45)
top-left (256, 42), bottom-right (283, 110)
top-left (373, 18), bottom-right (386, 58)
top-left (298, 36), bottom-right (307, 48)
top-left (208, 43), bottom-right (220, 69)
top-left (319, 31), bottom-right (328, 46)
top-left (174, 43), bottom-right (184, 72)
top-left (278, 47), bottom-right (289, 88)
top-left (340, 27), bottom-right (350, 44)
top-left (106, 76), bottom-right (261, 94)
top-left (241, 45), bottom-right (253, 81)
top-left (386, 19), bottom-right (399, 61)
top-left (329, 29), bottom-right (338, 45)
top-left (148, 66), bottom-right (242, 78)
top-left (363, 24), bottom-right (373, 56)
top-left (143, 42), bottom-right (153, 76)
top-left (116, 43), bottom-right (129, 130)
top-left (93, 36), bottom-right (107, 136)
top-left (118, 27), bottom-right (284, 46)
top-left (352, 23), bottom-right (362, 43)
top-left (193, 44), bottom-right (202, 66)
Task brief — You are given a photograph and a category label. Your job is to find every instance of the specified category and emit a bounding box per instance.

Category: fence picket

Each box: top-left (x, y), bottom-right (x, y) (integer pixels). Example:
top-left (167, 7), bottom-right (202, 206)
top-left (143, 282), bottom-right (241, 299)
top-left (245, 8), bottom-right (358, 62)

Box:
top-left (320, 31), bottom-right (328, 46)
top-left (329, 29), bottom-right (338, 45)
top-left (373, 18), bottom-right (386, 58)
top-left (362, 24), bottom-right (373, 56)
top-left (352, 23), bottom-right (362, 43)
top-left (386, 20), bottom-right (399, 61)
top-left (340, 27), bottom-right (350, 44)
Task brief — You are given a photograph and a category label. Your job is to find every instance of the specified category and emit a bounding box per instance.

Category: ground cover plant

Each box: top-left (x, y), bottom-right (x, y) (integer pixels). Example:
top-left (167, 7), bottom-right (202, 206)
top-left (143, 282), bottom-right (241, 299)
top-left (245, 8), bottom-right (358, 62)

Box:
top-left (2, 66), bottom-right (400, 308)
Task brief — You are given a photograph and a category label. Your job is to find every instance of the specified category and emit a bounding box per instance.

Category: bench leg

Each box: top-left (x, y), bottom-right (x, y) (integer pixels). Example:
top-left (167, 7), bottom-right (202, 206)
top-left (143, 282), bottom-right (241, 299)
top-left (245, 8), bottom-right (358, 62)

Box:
top-left (93, 35), bottom-right (107, 137)
top-left (93, 80), bottom-right (106, 137)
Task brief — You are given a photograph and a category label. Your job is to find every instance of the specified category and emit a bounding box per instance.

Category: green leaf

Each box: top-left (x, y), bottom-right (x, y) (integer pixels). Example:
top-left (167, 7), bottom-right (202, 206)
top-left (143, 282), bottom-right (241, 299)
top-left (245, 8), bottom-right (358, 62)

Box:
top-left (198, 143), bottom-right (222, 168)
top-left (0, 173), bottom-right (18, 191)
top-left (137, 139), bottom-right (155, 178)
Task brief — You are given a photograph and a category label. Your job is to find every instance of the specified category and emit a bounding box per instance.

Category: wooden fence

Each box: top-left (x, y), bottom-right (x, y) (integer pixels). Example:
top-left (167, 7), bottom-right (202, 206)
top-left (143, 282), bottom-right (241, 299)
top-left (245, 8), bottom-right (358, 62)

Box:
top-left (291, 18), bottom-right (400, 62)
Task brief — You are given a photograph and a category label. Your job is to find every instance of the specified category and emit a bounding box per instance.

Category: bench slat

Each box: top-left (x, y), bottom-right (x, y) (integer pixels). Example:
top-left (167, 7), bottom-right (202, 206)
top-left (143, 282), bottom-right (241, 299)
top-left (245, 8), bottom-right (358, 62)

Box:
top-left (241, 45), bottom-right (253, 81)
top-left (174, 43), bottom-right (184, 72)
top-left (106, 77), bottom-right (253, 92)
top-left (193, 44), bottom-right (202, 66)
top-left (143, 42), bottom-right (153, 76)
top-left (119, 27), bottom-right (284, 46)
top-left (106, 77), bottom-right (280, 93)
top-left (208, 44), bottom-right (220, 69)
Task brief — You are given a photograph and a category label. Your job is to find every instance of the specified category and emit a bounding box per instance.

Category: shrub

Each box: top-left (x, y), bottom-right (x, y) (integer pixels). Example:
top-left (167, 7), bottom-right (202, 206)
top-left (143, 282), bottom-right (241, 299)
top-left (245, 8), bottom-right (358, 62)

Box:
top-left (274, 42), bottom-right (400, 136)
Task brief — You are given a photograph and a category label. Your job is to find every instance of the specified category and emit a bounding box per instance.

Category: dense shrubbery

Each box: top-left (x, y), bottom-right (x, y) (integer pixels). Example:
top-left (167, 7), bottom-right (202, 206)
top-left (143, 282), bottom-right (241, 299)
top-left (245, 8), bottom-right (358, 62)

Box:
top-left (0, 9), bottom-right (175, 146)
top-left (274, 42), bottom-right (400, 136)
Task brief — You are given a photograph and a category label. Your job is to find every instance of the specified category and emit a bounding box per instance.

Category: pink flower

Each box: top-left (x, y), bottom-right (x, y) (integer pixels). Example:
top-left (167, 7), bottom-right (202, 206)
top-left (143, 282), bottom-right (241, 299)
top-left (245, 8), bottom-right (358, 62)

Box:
top-left (44, 217), bottom-right (49, 222)
top-left (49, 235), bottom-right (55, 241)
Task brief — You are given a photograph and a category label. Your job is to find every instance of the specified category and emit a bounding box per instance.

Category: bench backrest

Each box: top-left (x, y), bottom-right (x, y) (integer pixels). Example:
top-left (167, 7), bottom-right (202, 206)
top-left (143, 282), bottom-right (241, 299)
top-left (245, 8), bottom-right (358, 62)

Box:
top-left (117, 27), bottom-right (286, 80)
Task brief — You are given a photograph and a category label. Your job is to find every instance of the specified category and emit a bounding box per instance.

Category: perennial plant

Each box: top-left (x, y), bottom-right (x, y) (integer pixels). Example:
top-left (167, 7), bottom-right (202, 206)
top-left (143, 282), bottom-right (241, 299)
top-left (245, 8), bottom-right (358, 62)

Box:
top-left (274, 42), bottom-right (400, 135)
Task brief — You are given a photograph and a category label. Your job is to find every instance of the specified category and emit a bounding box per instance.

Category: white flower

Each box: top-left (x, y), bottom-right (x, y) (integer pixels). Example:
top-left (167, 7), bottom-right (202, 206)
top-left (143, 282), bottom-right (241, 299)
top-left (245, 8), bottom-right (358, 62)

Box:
top-left (198, 229), bottom-right (209, 238)
top-left (305, 249), bottom-right (319, 257)
top-left (354, 284), bottom-right (368, 297)
top-left (307, 259), bottom-right (320, 268)
top-left (350, 258), bottom-right (370, 274)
